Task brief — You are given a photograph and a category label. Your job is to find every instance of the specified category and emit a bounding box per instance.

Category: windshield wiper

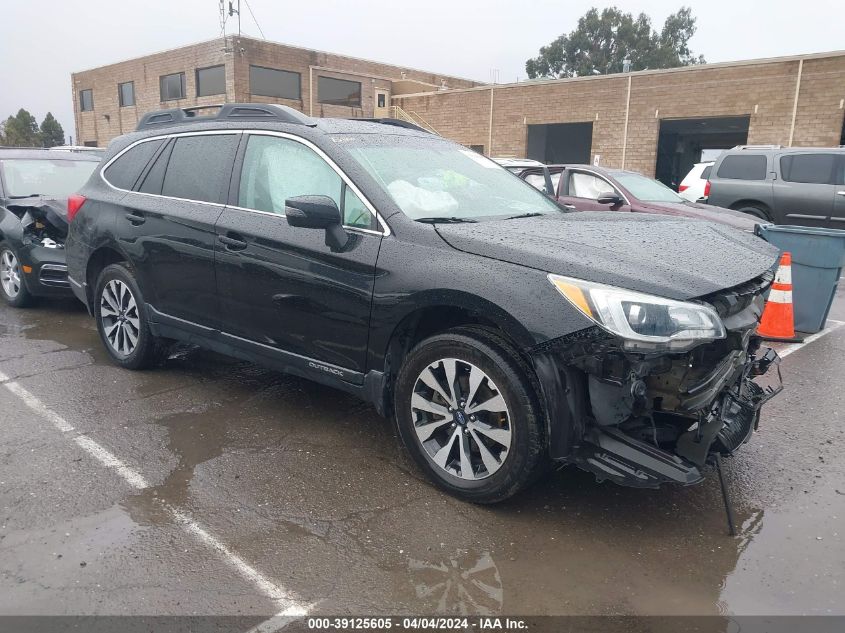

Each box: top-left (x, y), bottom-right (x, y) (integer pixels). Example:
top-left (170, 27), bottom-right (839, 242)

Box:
top-left (415, 217), bottom-right (478, 224)
top-left (504, 212), bottom-right (545, 220)
top-left (8, 193), bottom-right (45, 199)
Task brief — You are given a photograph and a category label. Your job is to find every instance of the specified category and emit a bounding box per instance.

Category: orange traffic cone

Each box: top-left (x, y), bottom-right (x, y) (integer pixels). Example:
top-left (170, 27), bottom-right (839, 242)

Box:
top-left (758, 252), bottom-right (802, 342)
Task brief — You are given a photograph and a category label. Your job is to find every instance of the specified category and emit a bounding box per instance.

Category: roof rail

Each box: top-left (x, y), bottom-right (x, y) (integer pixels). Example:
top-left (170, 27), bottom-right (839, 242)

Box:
top-left (355, 118), bottom-right (433, 133)
top-left (135, 103), bottom-right (316, 131)
top-left (732, 144), bottom-right (784, 150)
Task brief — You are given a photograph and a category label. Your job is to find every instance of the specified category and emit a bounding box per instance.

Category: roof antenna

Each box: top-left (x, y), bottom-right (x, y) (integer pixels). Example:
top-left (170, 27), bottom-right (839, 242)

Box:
top-left (228, 0), bottom-right (241, 36)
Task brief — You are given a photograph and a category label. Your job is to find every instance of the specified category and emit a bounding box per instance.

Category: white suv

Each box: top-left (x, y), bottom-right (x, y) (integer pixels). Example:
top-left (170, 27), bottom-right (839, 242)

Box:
top-left (678, 161), bottom-right (713, 202)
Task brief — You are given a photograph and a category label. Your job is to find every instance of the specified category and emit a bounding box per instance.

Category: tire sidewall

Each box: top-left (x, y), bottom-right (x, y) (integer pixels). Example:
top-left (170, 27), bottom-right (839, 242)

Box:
top-left (737, 205), bottom-right (770, 222)
top-left (0, 242), bottom-right (33, 308)
top-left (394, 332), bottom-right (543, 502)
top-left (94, 263), bottom-right (155, 369)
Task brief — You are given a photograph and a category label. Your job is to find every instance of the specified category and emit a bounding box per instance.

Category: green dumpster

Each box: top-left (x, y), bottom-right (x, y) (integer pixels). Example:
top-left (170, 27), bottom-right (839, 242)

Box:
top-left (755, 224), bottom-right (845, 334)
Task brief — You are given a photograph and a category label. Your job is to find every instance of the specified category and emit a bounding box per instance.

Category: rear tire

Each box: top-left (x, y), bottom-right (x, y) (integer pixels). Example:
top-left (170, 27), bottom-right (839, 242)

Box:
top-left (94, 263), bottom-right (161, 370)
top-left (0, 242), bottom-right (34, 308)
top-left (735, 205), bottom-right (771, 222)
top-left (394, 327), bottom-right (545, 503)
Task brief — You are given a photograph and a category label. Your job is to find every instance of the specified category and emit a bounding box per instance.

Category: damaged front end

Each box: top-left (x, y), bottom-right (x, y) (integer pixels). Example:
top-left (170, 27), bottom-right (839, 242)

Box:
top-left (536, 272), bottom-right (782, 488)
top-left (3, 198), bottom-right (71, 290)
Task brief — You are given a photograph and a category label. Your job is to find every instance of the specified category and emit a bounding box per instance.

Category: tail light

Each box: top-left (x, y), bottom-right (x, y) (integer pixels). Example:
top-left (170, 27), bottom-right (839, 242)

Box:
top-left (703, 180), bottom-right (711, 198)
top-left (67, 194), bottom-right (87, 223)
top-left (678, 184), bottom-right (689, 192)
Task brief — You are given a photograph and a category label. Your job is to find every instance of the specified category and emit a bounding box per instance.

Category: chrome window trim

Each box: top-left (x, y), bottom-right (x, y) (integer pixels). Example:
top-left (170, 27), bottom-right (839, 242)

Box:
top-left (99, 129), bottom-right (391, 236)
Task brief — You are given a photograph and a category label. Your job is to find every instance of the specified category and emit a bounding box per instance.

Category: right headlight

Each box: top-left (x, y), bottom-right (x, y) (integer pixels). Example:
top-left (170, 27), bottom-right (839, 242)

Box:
top-left (548, 273), bottom-right (726, 352)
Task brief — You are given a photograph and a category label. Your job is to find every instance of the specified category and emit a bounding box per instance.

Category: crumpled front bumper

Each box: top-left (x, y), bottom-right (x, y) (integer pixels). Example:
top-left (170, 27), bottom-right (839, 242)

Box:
top-left (570, 341), bottom-right (782, 489)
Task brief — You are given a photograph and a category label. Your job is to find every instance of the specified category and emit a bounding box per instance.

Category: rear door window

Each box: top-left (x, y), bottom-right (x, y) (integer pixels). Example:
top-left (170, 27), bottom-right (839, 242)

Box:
top-left (161, 134), bottom-right (240, 204)
top-left (137, 140), bottom-right (173, 195)
top-left (716, 155), bottom-right (767, 180)
top-left (780, 153), bottom-right (837, 184)
top-left (701, 165), bottom-right (712, 180)
top-left (104, 139), bottom-right (164, 190)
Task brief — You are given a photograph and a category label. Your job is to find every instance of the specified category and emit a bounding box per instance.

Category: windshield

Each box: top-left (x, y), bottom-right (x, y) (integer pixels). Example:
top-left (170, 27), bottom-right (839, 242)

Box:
top-left (345, 138), bottom-right (562, 220)
top-left (614, 172), bottom-right (685, 203)
top-left (1, 159), bottom-right (98, 198)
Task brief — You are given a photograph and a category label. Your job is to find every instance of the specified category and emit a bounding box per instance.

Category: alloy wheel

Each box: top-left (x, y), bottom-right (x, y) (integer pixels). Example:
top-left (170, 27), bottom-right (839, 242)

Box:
top-left (410, 358), bottom-right (512, 480)
top-left (100, 279), bottom-right (141, 357)
top-left (0, 250), bottom-right (22, 299)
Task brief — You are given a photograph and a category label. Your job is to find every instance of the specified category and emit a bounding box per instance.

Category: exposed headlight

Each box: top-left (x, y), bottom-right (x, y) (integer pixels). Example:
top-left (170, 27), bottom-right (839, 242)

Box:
top-left (548, 273), bottom-right (726, 352)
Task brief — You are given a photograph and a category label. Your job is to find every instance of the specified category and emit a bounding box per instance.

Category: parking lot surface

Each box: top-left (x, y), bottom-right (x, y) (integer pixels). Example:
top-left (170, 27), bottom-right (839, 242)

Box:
top-left (1, 286), bottom-right (844, 619)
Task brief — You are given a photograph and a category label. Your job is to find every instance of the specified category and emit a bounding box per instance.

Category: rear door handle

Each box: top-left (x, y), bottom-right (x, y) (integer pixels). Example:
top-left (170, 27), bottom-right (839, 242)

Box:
top-left (563, 204), bottom-right (577, 210)
top-left (124, 211), bottom-right (146, 225)
top-left (218, 234), bottom-right (247, 250)
top-left (837, 191), bottom-right (845, 196)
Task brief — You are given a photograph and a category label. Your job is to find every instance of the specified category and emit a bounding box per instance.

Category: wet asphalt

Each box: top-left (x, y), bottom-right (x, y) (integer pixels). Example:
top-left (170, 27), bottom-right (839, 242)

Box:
top-left (0, 286), bottom-right (843, 619)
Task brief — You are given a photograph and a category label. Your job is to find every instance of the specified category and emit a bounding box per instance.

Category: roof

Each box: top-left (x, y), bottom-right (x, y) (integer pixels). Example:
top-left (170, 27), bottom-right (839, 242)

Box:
top-left (0, 148), bottom-right (101, 161)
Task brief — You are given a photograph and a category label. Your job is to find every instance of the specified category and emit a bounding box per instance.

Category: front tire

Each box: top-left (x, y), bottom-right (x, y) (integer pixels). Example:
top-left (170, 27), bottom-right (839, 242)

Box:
top-left (0, 242), bottom-right (34, 308)
top-left (394, 328), bottom-right (545, 503)
top-left (94, 263), bottom-right (160, 370)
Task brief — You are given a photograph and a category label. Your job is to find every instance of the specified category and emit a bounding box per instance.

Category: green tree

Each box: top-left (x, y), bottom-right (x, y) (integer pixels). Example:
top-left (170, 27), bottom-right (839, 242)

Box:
top-left (39, 112), bottom-right (65, 147)
top-left (525, 6), bottom-right (705, 79)
top-left (0, 108), bottom-right (42, 147)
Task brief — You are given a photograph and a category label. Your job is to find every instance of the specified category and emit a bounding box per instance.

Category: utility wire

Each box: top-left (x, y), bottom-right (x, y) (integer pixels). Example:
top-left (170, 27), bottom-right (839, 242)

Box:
top-left (242, 0), bottom-right (266, 39)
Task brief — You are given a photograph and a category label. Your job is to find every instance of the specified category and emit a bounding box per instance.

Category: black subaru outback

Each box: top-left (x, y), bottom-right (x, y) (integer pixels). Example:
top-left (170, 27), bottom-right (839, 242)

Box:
top-left (66, 104), bottom-right (782, 503)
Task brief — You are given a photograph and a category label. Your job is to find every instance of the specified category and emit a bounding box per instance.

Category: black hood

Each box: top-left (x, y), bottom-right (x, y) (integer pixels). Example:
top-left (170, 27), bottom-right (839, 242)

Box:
top-left (435, 212), bottom-right (779, 300)
top-left (6, 196), bottom-right (69, 237)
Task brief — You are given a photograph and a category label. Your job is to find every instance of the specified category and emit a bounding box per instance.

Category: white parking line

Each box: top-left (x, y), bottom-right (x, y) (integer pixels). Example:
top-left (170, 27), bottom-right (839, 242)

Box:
top-left (0, 369), bottom-right (309, 619)
top-left (777, 319), bottom-right (845, 358)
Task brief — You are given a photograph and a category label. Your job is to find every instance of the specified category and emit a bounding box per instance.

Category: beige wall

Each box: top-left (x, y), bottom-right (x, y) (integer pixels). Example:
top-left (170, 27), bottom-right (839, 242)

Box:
top-left (397, 52), bottom-right (845, 177)
top-left (72, 36), bottom-right (478, 146)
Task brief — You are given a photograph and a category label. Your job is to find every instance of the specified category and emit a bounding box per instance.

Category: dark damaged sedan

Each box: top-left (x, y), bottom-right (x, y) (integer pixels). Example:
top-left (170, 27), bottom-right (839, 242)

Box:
top-left (66, 104), bottom-right (782, 502)
top-left (0, 148), bottom-right (100, 306)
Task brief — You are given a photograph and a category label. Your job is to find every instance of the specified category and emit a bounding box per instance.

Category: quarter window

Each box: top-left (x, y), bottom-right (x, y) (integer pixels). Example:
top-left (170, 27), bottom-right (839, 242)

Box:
top-left (118, 81), bottom-right (135, 107)
top-left (160, 72), bottom-right (186, 101)
top-left (160, 134), bottom-right (239, 203)
top-left (569, 172), bottom-right (614, 199)
top-left (104, 139), bottom-right (164, 190)
top-left (196, 65), bottom-right (226, 97)
top-left (238, 135), bottom-right (373, 229)
top-left (318, 76), bottom-right (361, 107)
top-left (249, 65), bottom-right (301, 100)
top-left (780, 154), bottom-right (836, 185)
top-left (79, 89), bottom-right (94, 112)
top-left (717, 155), bottom-right (767, 180)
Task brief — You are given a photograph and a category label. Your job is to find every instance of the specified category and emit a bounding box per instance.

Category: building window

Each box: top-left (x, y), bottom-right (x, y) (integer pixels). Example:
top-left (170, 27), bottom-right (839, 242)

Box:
top-left (196, 65), bottom-right (226, 97)
top-left (468, 145), bottom-right (485, 154)
top-left (249, 65), bottom-right (301, 100)
top-left (160, 72), bottom-right (186, 101)
top-left (318, 76), bottom-right (361, 107)
top-left (83, 141), bottom-right (98, 147)
top-left (118, 81), bottom-right (135, 107)
top-left (79, 89), bottom-right (94, 112)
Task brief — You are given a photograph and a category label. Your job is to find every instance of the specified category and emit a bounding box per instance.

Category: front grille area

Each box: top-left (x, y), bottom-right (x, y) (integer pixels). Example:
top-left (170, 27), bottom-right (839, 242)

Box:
top-left (39, 264), bottom-right (69, 287)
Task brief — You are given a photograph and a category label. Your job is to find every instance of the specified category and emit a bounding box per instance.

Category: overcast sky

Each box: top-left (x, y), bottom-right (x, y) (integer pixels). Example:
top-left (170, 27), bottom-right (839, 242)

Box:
top-left (1, 0), bottom-right (842, 142)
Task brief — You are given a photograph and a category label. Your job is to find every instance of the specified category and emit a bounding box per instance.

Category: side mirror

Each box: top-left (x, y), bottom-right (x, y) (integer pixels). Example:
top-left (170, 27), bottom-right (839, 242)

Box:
top-left (597, 191), bottom-right (623, 206)
top-left (285, 195), bottom-right (349, 250)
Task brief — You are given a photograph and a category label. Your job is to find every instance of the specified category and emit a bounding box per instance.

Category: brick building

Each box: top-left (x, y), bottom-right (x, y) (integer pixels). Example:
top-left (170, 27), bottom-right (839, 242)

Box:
top-left (396, 50), bottom-right (845, 185)
top-left (73, 41), bottom-right (845, 186)
top-left (71, 35), bottom-right (479, 147)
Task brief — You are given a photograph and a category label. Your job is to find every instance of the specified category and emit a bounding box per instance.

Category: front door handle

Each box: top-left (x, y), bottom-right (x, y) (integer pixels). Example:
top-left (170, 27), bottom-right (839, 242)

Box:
top-left (124, 212), bottom-right (145, 225)
top-left (836, 191), bottom-right (845, 196)
top-left (218, 234), bottom-right (247, 250)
